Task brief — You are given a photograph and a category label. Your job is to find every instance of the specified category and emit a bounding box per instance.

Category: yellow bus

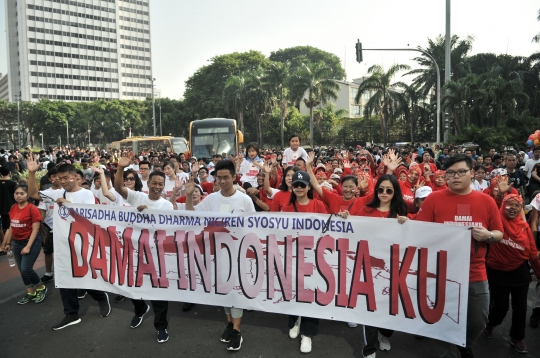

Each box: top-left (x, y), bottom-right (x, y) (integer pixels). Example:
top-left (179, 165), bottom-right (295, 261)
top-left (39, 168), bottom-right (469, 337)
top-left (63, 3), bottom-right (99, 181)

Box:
top-left (189, 118), bottom-right (244, 158)
top-left (119, 136), bottom-right (188, 154)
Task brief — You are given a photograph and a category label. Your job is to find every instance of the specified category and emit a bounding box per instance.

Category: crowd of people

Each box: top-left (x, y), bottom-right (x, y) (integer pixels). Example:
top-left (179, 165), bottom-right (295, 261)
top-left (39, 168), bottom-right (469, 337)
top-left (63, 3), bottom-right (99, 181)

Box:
top-left (1, 135), bottom-right (540, 357)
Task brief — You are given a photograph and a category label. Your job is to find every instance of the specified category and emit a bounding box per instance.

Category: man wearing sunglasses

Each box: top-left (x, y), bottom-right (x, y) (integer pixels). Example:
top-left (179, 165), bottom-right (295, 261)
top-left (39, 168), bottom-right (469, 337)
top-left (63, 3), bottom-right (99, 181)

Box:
top-left (415, 154), bottom-right (504, 358)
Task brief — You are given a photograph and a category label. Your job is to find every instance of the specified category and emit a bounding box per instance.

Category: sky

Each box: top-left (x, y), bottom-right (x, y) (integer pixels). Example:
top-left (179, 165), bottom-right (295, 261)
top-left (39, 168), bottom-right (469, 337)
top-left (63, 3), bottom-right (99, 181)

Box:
top-left (1, 0), bottom-right (539, 99)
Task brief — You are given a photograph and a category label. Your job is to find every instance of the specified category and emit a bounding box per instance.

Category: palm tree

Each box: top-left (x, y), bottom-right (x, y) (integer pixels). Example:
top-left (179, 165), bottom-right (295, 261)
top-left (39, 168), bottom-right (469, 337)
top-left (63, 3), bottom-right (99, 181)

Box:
top-left (355, 64), bottom-right (410, 146)
top-left (441, 78), bottom-right (471, 134)
top-left (290, 62), bottom-right (339, 147)
top-left (313, 103), bottom-right (348, 143)
top-left (264, 62), bottom-right (292, 148)
top-left (532, 10), bottom-right (540, 43)
top-left (245, 67), bottom-right (276, 146)
top-left (399, 84), bottom-right (425, 143)
top-left (222, 72), bottom-right (249, 133)
top-left (487, 77), bottom-right (529, 124)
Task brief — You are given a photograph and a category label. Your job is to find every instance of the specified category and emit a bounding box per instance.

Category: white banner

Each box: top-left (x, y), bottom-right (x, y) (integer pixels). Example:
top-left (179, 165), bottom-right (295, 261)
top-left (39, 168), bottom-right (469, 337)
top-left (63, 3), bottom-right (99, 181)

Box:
top-left (53, 203), bottom-right (470, 345)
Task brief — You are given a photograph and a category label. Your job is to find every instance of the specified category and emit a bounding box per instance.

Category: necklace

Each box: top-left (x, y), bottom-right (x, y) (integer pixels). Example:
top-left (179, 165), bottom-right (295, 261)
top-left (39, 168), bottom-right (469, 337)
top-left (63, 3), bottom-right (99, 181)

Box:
top-left (377, 208), bottom-right (389, 218)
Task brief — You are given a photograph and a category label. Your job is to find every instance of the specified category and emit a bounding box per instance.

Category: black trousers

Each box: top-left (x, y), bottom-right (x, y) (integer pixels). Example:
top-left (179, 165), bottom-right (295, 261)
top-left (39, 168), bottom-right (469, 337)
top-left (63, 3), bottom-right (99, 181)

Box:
top-left (288, 315), bottom-right (319, 337)
top-left (487, 283), bottom-right (529, 340)
top-left (60, 288), bottom-right (107, 315)
top-left (132, 299), bottom-right (168, 331)
top-left (362, 326), bottom-right (393, 356)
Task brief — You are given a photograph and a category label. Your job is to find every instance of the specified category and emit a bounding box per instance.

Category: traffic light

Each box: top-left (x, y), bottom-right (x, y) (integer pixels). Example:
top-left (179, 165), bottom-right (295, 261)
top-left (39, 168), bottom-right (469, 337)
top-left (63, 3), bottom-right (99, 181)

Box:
top-left (355, 40), bottom-right (363, 63)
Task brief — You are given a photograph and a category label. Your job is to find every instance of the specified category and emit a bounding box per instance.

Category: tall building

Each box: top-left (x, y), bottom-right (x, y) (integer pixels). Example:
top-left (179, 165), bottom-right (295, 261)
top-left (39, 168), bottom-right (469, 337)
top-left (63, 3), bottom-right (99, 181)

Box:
top-left (4, 0), bottom-right (153, 103)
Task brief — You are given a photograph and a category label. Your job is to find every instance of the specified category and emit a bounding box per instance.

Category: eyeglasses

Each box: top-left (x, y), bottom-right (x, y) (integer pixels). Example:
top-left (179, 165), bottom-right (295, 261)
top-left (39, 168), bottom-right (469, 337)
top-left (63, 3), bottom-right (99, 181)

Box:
top-left (124, 177), bottom-right (135, 181)
top-left (139, 167), bottom-right (149, 171)
top-left (445, 169), bottom-right (470, 177)
top-left (377, 187), bottom-right (394, 195)
top-left (363, 168), bottom-right (370, 172)
top-left (293, 182), bottom-right (307, 189)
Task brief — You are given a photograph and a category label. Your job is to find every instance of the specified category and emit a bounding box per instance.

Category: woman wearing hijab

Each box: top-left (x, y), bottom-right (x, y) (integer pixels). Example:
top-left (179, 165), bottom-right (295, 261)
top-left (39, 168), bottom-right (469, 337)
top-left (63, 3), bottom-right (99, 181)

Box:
top-left (430, 170), bottom-right (447, 191)
top-left (483, 194), bottom-right (540, 354)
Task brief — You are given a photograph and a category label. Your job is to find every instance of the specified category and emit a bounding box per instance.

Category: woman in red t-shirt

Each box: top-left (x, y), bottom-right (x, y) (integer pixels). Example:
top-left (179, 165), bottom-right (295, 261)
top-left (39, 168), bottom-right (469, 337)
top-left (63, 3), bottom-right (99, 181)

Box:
top-left (266, 166), bottom-right (299, 212)
top-left (350, 174), bottom-right (408, 355)
top-left (0, 185), bottom-right (47, 304)
top-left (483, 194), bottom-right (540, 353)
top-left (276, 170), bottom-right (326, 353)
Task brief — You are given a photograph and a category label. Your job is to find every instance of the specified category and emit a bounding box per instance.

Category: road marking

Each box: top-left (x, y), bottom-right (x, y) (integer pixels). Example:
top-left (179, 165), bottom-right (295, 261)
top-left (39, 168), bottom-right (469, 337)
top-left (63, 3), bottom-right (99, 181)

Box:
top-left (0, 292), bottom-right (22, 305)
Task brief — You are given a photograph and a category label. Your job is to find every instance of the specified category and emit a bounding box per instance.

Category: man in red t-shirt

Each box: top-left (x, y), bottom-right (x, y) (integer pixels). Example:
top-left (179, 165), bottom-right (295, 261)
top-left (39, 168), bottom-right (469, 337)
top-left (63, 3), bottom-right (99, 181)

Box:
top-left (416, 154), bottom-right (503, 358)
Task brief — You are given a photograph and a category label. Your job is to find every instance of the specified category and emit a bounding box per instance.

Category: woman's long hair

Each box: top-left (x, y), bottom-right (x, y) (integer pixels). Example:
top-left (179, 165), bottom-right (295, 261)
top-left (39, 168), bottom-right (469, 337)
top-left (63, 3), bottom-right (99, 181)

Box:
top-left (278, 166), bottom-right (299, 191)
top-left (365, 174), bottom-right (408, 218)
top-left (124, 169), bottom-right (143, 192)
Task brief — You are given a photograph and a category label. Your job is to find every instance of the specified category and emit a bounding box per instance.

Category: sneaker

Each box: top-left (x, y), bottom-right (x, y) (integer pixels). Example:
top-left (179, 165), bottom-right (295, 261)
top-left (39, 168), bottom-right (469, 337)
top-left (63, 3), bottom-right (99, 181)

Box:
top-left (17, 293), bottom-right (36, 305)
top-left (113, 295), bottom-right (125, 303)
top-left (131, 304), bottom-right (150, 328)
top-left (226, 329), bottom-right (243, 351)
top-left (34, 286), bottom-right (48, 304)
top-left (347, 322), bottom-right (358, 328)
top-left (530, 307), bottom-right (540, 328)
top-left (157, 329), bottom-right (169, 343)
top-left (482, 325), bottom-right (493, 339)
top-left (41, 274), bottom-right (54, 283)
top-left (300, 335), bottom-right (312, 353)
top-left (52, 314), bottom-right (81, 330)
top-left (77, 289), bottom-right (87, 299)
top-left (289, 317), bottom-right (301, 339)
top-left (98, 293), bottom-right (111, 317)
top-left (182, 302), bottom-right (195, 312)
top-left (510, 339), bottom-right (528, 354)
top-left (220, 322), bottom-right (233, 343)
top-left (378, 332), bottom-right (391, 351)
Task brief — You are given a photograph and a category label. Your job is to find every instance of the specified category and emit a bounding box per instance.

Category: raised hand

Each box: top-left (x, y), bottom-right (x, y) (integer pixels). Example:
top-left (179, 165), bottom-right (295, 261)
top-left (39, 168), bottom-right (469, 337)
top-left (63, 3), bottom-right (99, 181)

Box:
top-left (174, 175), bottom-right (185, 191)
top-left (358, 175), bottom-right (369, 191)
top-left (92, 166), bottom-right (104, 174)
top-left (118, 155), bottom-right (131, 168)
top-left (342, 160), bottom-right (351, 169)
top-left (184, 176), bottom-right (195, 196)
top-left (307, 152), bottom-right (315, 166)
top-left (497, 175), bottom-right (513, 193)
top-left (25, 154), bottom-right (42, 173)
top-left (191, 163), bottom-right (200, 174)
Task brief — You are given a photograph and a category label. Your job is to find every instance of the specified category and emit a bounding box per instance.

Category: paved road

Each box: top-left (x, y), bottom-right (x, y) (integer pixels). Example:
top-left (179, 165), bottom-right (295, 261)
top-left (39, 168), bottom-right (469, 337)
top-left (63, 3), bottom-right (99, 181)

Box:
top-left (1, 252), bottom-right (539, 358)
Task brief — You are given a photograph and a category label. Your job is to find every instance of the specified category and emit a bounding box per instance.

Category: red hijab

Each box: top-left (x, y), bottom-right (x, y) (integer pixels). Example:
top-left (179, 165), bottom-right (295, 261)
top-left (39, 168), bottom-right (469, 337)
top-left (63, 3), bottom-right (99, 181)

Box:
top-left (404, 164), bottom-right (423, 189)
top-left (500, 194), bottom-right (526, 239)
top-left (432, 170), bottom-right (447, 191)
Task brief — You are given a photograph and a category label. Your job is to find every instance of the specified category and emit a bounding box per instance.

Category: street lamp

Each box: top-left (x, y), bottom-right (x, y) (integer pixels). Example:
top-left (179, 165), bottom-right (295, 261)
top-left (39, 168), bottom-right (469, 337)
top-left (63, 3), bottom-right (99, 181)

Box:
top-left (14, 94), bottom-right (21, 149)
top-left (66, 119), bottom-right (69, 147)
top-left (88, 129), bottom-right (91, 145)
top-left (39, 133), bottom-right (43, 149)
top-left (158, 101), bottom-right (162, 136)
top-left (151, 78), bottom-right (156, 136)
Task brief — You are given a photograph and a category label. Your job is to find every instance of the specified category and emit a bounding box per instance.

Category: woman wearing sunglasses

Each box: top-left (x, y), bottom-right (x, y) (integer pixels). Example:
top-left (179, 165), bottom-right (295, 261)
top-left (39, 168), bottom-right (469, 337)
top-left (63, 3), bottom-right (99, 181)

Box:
top-left (123, 169), bottom-right (143, 193)
top-left (350, 174), bottom-right (408, 357)
top-left (275, 170), bottom-right (326, 354)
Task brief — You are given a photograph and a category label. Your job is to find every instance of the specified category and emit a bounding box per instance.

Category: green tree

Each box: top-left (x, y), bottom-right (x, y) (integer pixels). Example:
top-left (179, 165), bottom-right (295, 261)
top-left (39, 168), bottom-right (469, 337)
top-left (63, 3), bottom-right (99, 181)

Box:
top-left (264, 62), bottom-right (293, 147)
top-left (290, 62), bottom-right (339, 147)
top-left (355, 64), bottom-right (410, 146)
top-left (222, 72), bottom-right (249, 133)
top-left (245, 67), bottom-right (276, 146)
top-left (532, 9), bottom-right (540, 43)
top-left (269, 46), bottom-right (346, 80)
top-left (313, 103), bottom-right (348, 143)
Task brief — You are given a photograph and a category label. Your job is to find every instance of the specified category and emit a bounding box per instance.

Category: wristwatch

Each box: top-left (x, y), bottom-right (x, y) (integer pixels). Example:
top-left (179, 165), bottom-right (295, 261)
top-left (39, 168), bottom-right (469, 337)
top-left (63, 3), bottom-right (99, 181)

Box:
top-left (486, 232), bottom-right (494, 243)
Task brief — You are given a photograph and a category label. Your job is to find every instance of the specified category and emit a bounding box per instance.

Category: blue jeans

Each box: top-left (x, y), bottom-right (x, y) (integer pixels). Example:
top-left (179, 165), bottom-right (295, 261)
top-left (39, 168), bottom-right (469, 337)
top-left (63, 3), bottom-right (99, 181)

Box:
top-left (12, 235), bottom-right (43, 288)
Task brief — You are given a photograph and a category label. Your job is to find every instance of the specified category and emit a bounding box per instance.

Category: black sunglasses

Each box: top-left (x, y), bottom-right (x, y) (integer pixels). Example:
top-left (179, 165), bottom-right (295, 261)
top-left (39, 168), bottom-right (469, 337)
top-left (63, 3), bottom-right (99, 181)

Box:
top-left (293, 182), bottom-right (307, 189)
top-left (377, 187), bottom-right (394, 195)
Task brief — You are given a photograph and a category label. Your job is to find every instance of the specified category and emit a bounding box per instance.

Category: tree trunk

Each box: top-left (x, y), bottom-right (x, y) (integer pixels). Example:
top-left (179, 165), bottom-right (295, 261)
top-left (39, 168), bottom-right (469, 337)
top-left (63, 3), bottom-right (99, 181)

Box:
top-left (309, 106), bottom-right (314, 147)
top-left (280, 107), bottom-right (285, 148)
top-left (258, 114), bottom-right (263, 147)
top-left (238, 110), bottom-right (244, 134)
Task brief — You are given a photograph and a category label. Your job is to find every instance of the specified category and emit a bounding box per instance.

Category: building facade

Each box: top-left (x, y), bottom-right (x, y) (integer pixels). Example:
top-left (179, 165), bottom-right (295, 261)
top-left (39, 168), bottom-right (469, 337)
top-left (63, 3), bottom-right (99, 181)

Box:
top-left (0, 73), bottom-right (8, 101)
top-left (4, 0), bottom-right (153, 103)
top-left (299, 77), bottom-right (371, 118)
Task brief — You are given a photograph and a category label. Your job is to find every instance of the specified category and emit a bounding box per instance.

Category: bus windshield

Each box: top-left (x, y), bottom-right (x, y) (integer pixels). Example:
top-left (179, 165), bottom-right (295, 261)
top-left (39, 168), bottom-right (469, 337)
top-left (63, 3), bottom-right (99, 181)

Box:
top-left (192, 127), bottom-right (235, 158)
top-left (171, 138), bottom-right (188, 154)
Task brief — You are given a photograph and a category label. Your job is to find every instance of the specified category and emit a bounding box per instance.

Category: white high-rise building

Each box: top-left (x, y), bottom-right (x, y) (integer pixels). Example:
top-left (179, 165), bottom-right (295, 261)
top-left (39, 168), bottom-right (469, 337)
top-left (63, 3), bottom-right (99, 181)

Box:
top-left (5, 0), bottom-right (153, 102)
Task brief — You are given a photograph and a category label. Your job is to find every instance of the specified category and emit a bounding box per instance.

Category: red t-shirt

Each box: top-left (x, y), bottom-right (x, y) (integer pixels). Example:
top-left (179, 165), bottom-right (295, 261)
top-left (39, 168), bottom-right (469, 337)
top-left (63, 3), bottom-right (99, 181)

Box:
top-left (200, 182), bottom-right (213, 194)
top-left (9, 203), bottom-right (42, 240)
top-left (281, 199), bottom-right (328, 214)
top-left (176, 196), bottom-right (187, 203)
top-left (355, 206), bottom-right (391, 218)
top-left (398, 181), bottom-right (415, 213)
top-left (415, 189), bottom-right (504, 282)
top-left (321, 189), bottom-right (372, 214)
top-left (270, 190), bottom-right (292, 212)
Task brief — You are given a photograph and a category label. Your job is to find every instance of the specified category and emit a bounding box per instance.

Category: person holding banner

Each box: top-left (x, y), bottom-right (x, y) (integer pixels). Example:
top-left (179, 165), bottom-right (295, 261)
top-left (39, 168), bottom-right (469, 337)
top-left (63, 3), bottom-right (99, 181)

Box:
top-left (115, 155), bottom-right (174, 343)
top-left (0, 184), bottom-right (47, 305)
top-left (415, 154), bottom-right (504, 358)
top-left (26, 160), bottom-right (112, 331)
top-left (185, 159), bottom-right (256, 352)
top-left (276, 170), bottom-right (327, 354)
top-left (482, 194), bottom-right (540, 354)
top-left (352, 174), bottom-right (409, 356)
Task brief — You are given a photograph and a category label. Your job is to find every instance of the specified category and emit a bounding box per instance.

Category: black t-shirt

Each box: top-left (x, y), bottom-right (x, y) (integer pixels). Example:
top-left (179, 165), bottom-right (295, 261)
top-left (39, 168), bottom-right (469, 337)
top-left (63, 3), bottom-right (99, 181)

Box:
top-left (0, 179), bottom-right (17, 215)
top-left (507, 169), bottom-right (526, 188)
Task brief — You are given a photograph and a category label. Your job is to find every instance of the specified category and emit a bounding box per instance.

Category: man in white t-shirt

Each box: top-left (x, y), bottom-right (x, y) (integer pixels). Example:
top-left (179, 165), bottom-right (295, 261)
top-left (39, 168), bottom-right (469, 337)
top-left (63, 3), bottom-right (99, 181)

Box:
top-left (138, 160), bottom-right (151, 194)
top-left (185, 159), bottom-right (255, 351)
top-left (27, 160), bottom-right (111, 331)
top-left (115, 156), bottom-right (173, 343)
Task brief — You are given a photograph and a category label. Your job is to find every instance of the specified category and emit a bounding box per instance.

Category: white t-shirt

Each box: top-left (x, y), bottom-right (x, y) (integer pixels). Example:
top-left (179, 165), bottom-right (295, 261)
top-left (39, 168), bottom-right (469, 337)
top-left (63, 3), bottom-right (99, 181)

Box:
top-left (42, 188), bottom-right (96, 205)
top-left (163, 173), bottom-right (189, 200)
top-left (140, 178), bottom-right (149, 194)
top-left (238, 159), bottom-right (261, 188)
top-left (194, 190), bottom-right (255, 214)
top-left (38, 188), bottom-right (63, 230)
top-left (530, 193), bottom-right (540, 231)
top-left (126, 189), bottom-right (174, 210)
top-left (471, 180), bottom-right (489, 192)
top-left (282, 147), bottom-right (308, 168)
top-left (94, 186), bottom-right (124, 206)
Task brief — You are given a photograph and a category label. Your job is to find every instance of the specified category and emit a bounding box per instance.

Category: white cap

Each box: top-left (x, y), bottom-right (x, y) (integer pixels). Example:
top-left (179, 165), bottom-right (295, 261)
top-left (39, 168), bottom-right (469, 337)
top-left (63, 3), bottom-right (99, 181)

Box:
top-left (415, 186), bottom-right (432, 199)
